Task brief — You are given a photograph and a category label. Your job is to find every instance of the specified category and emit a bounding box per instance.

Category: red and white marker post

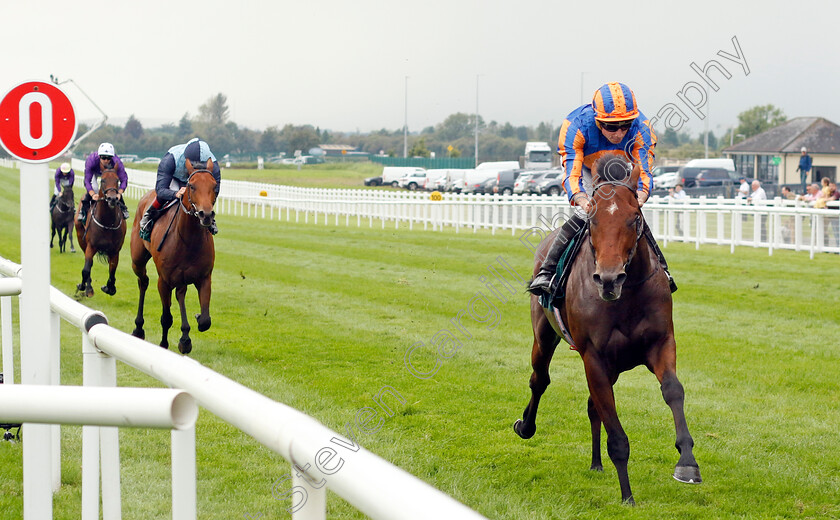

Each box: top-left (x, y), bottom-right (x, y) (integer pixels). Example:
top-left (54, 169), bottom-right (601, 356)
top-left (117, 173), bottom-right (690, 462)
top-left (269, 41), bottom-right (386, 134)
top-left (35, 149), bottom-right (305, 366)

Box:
top-left (0, 80), bottom-right (77, 519)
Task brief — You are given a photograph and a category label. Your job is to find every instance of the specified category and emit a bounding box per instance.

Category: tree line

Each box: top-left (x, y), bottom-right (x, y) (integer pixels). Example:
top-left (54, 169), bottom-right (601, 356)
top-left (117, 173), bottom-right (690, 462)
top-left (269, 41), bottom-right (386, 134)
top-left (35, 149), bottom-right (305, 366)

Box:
top-left (16, 92), bottom-right (784, 163)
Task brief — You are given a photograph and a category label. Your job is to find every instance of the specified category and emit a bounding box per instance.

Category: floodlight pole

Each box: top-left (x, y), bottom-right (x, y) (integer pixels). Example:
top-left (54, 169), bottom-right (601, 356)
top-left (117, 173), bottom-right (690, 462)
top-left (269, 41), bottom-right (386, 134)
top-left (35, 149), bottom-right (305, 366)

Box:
top-left (403, 76), bottom-right (408, 159)
top-left (475, 75), bottom-right (480, 167)
top-left (50, 75), bottom-right (108, 152)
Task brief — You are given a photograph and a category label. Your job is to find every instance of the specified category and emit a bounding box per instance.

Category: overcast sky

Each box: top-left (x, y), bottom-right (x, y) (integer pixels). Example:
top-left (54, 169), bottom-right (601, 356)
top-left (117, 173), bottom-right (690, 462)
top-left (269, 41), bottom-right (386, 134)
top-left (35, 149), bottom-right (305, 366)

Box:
top-left (3, 0), bottom-right (835, 140)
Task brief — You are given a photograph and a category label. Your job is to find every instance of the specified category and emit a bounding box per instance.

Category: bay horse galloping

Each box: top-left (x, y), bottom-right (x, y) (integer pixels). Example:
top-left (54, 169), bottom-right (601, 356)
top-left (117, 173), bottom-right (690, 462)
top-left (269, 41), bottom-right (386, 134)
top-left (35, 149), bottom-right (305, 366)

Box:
top-left (130, 158), bottom-right (217, 355)
top-left (514, 156), bottom-right (700, 504)
top-left (74, 168), bottom-right (126, 297)
top-left (51, 185), bottom-right (76, 253)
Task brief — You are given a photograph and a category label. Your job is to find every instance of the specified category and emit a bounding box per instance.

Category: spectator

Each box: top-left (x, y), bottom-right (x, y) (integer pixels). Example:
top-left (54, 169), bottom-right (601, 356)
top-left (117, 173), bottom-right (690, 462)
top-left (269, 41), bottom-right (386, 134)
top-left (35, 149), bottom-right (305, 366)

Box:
top-left (736, 177), bottom-right (750, 199)
top-left (668, 183), bottom-right (688, 234)
top-left (780, 186), bottom-right (796, 200)
top-left (747, 180), bottom-right (768, 241)
top-left (671, 183), bottom-right (688, 201)
top-left (815, 177), bottom-right (832, 209)
top-left (796, 147), bottom-right (813, 194)
top-left (797, 183), bottom-right (820, 204)
top-left (747, 180), bottom-right (767, 204)
top-left (829, 182), bottom-right (839, 201)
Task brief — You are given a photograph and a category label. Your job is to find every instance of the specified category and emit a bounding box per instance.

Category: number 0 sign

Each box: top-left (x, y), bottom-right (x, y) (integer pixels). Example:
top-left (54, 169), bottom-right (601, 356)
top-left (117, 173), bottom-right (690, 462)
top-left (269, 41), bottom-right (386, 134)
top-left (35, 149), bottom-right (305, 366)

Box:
top-left (0, 81), bottom-right (76, 163)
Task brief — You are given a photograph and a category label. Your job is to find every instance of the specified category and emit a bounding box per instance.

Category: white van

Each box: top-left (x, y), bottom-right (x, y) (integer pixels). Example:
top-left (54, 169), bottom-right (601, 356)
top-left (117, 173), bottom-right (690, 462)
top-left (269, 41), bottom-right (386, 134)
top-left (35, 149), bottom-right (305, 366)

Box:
top-left (381, 167), bottom-right (426, 187)
top-left (522, 142), bottom-right (553, 170)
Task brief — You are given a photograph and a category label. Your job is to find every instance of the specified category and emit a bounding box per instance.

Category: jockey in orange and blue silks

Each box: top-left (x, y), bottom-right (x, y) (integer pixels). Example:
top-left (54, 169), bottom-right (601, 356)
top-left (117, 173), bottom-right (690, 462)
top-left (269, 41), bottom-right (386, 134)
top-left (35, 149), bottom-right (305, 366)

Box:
top-left (557, 82), bottom-right (657, 208)
top-left (528, 82), bottom-right (677, 299)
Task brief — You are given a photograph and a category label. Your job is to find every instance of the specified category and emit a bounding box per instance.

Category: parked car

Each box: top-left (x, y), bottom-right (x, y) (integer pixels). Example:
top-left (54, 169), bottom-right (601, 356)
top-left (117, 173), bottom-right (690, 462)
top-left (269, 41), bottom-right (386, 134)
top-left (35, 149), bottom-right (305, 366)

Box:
top-left (515, 171), bottom-right (551, 194)
top-left (683, 168), bottom-right (734, 187)
top-left (678, 158), bottom-right (737, 188)
top-left (397, 171), bottom-right (428, 191)
top-left (494, 169), bottom-right (522, 195)
top-left (382, 167), bottom-right (426, 187)
top-left (652, 165), bottom-right (682, 189)
top-left (474, 177), bottom-right (497, 195)
top-left (538, 176), bottom-right (565, 196)
top-left (120, 154), bottom-right (139, 163)
top-left (514, 172), bottom-right (536, 194)
top-left (534, 171), bottom-right (563, 194)
top-left (364, 176), bottom-right (382, 186)
top-left (293, 155), bottom-right (325, 165)
top-left (462, 168), bottom-right (500, 194)
top-left (424, 173), bottom-right (447, 191)
top-left (137, 157), bottom-right (161, 164)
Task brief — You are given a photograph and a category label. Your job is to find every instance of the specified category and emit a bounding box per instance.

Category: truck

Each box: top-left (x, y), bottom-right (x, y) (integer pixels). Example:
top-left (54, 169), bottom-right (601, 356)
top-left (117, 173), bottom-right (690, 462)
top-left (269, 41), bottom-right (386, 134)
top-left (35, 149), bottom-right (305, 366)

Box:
top-left (521, 142), bottom-right (553, 170)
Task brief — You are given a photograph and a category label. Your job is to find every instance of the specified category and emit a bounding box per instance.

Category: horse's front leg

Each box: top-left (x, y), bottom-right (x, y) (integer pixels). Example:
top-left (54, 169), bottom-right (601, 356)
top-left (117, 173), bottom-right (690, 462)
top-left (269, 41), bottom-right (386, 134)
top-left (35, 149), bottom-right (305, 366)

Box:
top-left (101, 252), bottom-right (119, 296)
top-left (194, 275), bottom-right (212, 333)
top-left (514, 303), bottom-right (559, 440)
top-left (77, 250), bottom-right (95, 297)
top-left (588, 396), bottom-right (603, 471)
top-left (50, 222), bottom-right (56, 249)
top-left (583, 353), bottom-right (634, 505)
top-left (175, 285), bottom-right (192, 354)
top-left (648, 338), bottom-right (701, 484)
top-left (158, 278), bottom-right (173, 350)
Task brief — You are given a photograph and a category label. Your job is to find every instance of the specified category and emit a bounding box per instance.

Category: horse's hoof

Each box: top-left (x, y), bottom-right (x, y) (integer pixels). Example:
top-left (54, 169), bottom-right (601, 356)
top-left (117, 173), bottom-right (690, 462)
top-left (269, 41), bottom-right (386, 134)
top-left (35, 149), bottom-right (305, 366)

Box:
top-left (178, 340), bottom-right (192, 355)
top-left (673, 465), bottom-right (702, 484)
top-left (71, 249), bottom-right (76, 253)
top-left (76, 283), bottom-right (85, 292)
top-left (622, 496), bottom-right (636, 506)
top-left (85, 288), bottom-right (94, 298)
top-left (513, 419), bottom-right (535, 439)
top-left (101, 285), bottom-right (116, 296)
top-left (195, 313), bottom-right (211, 332)
top-left (131, 328), bottom-right (145, 340)
top-left (590, 463), bottom-right (603, 472)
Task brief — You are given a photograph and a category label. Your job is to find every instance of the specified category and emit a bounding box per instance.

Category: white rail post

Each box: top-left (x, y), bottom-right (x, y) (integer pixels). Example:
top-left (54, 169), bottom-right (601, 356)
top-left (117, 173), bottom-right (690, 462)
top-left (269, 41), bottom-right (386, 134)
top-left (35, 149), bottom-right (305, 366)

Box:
top-left (172, 426), bottom-right (197, 519)
top-left (291, 472), bottom-right (326, 520)
top-left (81, 312), bottom-right (122, 520)
top-left (1, 277), bottom-right (21, 384)
top-left (20, 161), bottom-right (53, 520)
top-left (81, 330), bottom-right (102, 520)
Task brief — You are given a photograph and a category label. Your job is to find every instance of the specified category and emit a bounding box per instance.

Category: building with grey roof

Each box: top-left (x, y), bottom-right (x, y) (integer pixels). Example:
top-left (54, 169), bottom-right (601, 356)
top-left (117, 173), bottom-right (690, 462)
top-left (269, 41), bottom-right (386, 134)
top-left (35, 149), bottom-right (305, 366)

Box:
top-left (722, 117), bottom-right (840, 189)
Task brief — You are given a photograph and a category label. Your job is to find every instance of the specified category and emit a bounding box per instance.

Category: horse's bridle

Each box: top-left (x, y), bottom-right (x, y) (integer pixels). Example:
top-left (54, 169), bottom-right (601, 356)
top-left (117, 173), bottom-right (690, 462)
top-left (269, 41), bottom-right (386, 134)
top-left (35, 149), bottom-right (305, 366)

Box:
top-left (179, 169), bottom-right (215, 217)
top-left (589, 180), bottom-right (646, 272)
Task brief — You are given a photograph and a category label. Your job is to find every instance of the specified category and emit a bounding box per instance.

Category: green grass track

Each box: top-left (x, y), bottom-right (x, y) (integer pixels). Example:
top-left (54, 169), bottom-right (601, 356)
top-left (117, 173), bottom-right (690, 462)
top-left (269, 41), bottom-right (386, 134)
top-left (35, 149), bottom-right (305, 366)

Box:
top-left (0, 165), bottom-right (838, 519)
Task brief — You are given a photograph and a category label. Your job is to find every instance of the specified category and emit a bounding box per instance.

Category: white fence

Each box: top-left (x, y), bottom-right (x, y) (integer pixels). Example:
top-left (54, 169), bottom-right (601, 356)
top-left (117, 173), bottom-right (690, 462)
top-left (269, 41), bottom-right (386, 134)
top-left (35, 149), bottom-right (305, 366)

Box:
top-left (0, 254), bottom-right (487, 520)
top-left (6, 158), bottom-right (832, 258)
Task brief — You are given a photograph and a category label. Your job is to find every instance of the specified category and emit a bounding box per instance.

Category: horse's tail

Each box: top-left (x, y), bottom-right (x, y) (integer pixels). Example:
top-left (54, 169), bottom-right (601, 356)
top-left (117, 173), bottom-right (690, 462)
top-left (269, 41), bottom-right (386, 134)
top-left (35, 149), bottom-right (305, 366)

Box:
top-left (96, 251), bottom-right (110, 264)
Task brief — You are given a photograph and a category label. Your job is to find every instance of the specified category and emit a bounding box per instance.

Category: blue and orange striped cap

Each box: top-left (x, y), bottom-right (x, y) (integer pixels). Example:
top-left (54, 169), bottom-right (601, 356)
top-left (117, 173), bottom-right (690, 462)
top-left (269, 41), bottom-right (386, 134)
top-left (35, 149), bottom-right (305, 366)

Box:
top-left (592, 82), bottom-right (639, 122)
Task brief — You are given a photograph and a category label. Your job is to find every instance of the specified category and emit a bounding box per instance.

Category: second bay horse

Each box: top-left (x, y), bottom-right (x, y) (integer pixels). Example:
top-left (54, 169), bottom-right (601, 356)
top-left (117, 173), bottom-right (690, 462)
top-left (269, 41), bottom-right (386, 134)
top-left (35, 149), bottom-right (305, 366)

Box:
top-left (74, 168), bottom-right (126, 297)
top-left (514, 156), bottom-right (701, 504)
top-left (130, 158), bottom-right (217, 355)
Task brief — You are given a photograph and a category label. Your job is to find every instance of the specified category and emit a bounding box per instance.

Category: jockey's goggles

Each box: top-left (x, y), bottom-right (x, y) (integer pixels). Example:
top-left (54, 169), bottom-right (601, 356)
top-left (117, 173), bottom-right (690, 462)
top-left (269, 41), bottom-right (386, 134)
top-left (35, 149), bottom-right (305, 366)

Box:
top-left (598, 120), bottom-right (634, 132)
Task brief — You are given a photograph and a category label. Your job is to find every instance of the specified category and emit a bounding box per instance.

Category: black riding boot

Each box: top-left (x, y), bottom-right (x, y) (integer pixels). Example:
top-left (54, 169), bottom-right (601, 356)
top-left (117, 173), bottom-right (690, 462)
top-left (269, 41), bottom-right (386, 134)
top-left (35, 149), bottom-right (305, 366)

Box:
top-left (139, 206), bottom-right (161, 240)
top-left (119, 198), bottom-right (130, 220)
top-left (643, 222), bottom-right (678, 293)
top-left (78, 198), bottom-right (90, 224)
top-left (49, 194), bottom-right (57, 212)
top-left (527, 213), bottom-right (587, 297)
